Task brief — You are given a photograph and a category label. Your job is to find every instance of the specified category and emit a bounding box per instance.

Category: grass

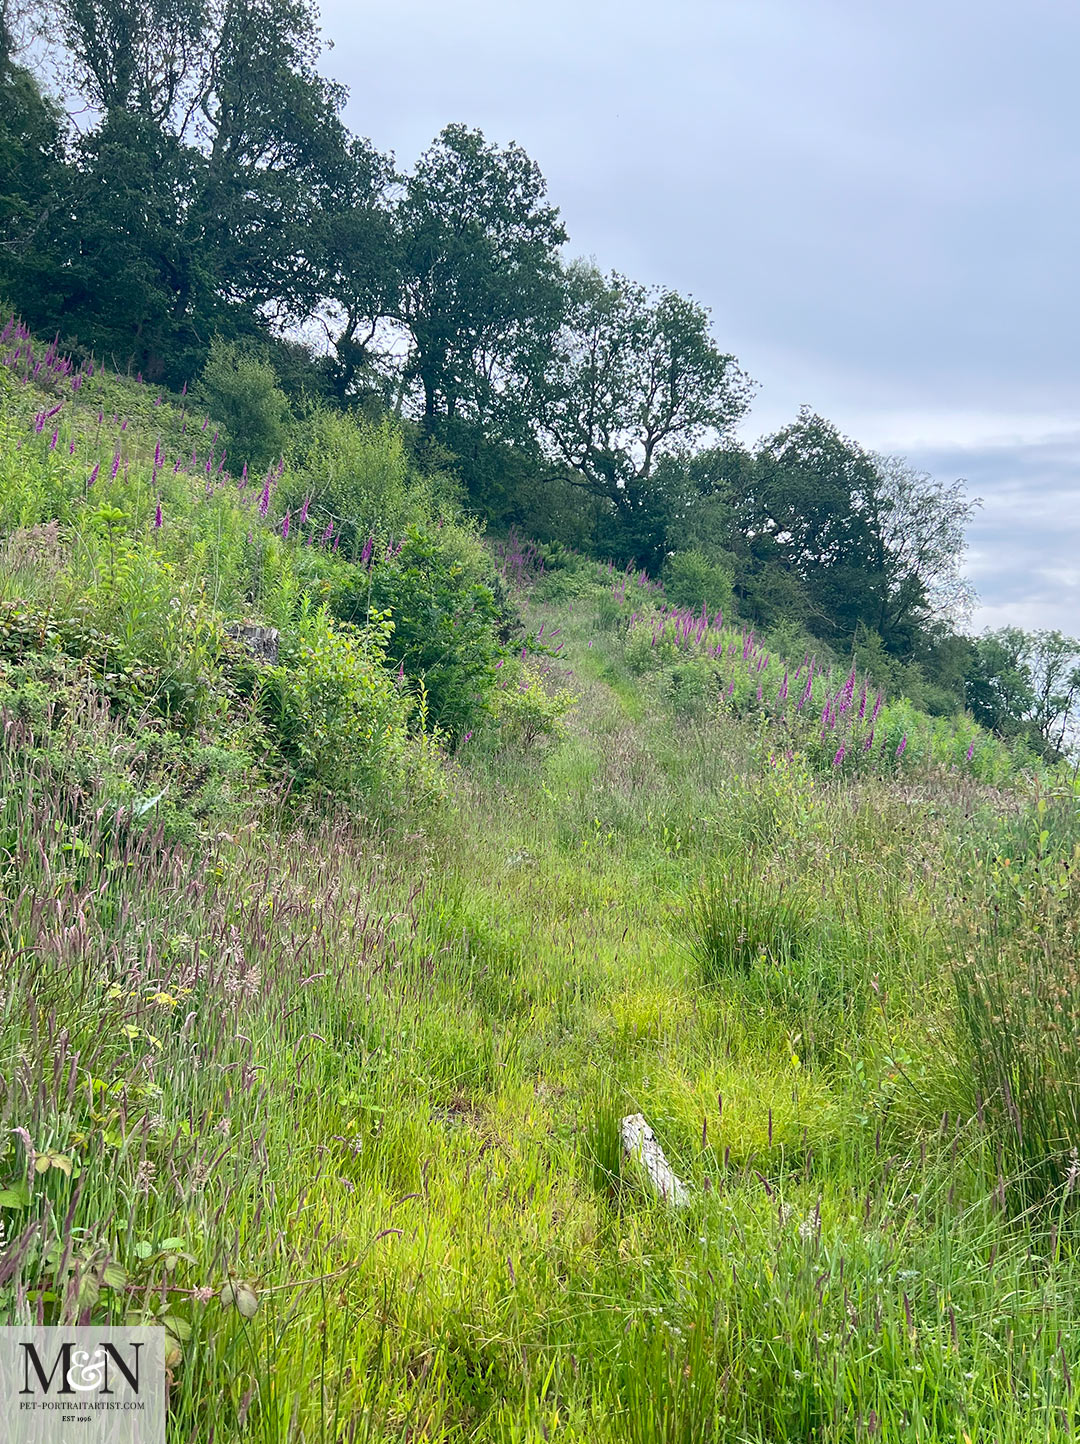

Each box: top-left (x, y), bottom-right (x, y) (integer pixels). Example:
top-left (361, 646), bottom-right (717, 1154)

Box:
top-left (2, 335), bottom-right (1080, 1440)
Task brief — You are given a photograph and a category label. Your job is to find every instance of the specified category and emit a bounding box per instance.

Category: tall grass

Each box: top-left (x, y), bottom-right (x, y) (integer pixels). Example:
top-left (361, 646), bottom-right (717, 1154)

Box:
top-left (684, 854), bottom-right (806, 981)
top-left (953, 792), bottom-right (1080, 1211)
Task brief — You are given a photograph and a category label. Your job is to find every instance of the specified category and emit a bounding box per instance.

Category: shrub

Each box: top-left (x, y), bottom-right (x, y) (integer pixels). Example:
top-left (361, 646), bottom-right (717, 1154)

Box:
top-left (662, 549), bottom-right (734, 614)
top-left (366, 526), bottom-right (505, 739)
top-left (492, 662), bottom-right (574, 748)
top-left (625, 620), bottom-right (677, 674)
top-left (666, 657), bottom-right (722, 719)
top-left (197, 340), bottom-right (291, 472)
top-left (593, 593), bottom-right (626, 632)
top-left (284, 411), bottom-right (452, 556)
top-left (257, 601), bottom-right (416, 804)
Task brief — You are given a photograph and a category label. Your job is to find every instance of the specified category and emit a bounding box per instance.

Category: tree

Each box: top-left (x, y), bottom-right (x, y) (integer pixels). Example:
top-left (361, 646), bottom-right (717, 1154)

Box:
top-left (534, 264), bottom-right (752, 524)
top-left (394, 124), bottom-right (567, 429)
top-left (51, 0), bottom-right (208, 119)
top-left (735, 409), bottom-right (885, 639)
top-left (1027, 630), bottom-right (1080, 755)
top-left (188, 0), bottom-right (354, 325)
top-left (867, 455), bottom-right (978, 649)
top-left (36, 0), bottom-right (368, 379)
top-left (312, 136), bottom-right (400, 404)
top-left (967, 628), bottom-right (1080, 757)
top-left (196, 339), bottom-right (291, 471)
top-left (0, 18), bottom-right (69, 314)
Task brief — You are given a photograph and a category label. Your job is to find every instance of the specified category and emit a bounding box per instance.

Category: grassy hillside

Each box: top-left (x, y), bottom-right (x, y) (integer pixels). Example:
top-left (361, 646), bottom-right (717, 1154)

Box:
top-left (1, 329), bottom-right (1080, 1442)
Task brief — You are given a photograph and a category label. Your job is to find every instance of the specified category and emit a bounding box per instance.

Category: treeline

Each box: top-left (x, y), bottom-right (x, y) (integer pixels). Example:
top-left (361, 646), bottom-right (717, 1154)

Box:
top-left (2, 0), bottom-right (1077, 754)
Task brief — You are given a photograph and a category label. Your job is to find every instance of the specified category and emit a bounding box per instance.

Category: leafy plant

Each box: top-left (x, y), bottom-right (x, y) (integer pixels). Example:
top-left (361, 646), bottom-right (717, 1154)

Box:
top-left (491, 662), bottom-right (574, 748)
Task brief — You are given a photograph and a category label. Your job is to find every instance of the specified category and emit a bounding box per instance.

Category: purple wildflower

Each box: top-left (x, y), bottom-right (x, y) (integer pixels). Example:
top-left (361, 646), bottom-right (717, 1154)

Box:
top-left (966, 739), bottom-right (975, 762)
top-left (88, 462), bottom-right (99, 487)
top-left (833, 745), bottom-right (846, 766)
top-left (154, 501), bottom-right (163, 528)
top-left (281, 510), bottom-right (290, 540)
top-left (110, 451), bottom-right (121, 480)
top-left (299, 495), bottom-right (310, 525)
top-left (258, 476), bottom-right (271, 517)
top-left (896, 734), bottom-right (907, 758)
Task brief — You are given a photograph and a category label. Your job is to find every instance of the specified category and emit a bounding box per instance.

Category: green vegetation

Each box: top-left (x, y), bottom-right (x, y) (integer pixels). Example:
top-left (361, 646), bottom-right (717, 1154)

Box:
top-left (2, 1), bottom-right (1079, 1436)
top-left (0, 348), bottom-right (1078, 1442)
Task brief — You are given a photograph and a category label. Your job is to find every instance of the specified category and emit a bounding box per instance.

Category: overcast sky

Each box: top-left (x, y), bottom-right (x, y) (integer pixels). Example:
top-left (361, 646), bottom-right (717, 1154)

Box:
top-left (321, 0), bottom-right (1079, 634)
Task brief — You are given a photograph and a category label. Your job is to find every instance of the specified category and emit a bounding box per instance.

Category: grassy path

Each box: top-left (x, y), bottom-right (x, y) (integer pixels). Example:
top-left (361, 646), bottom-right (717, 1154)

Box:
top-left (3, 587), bottom-right (1079, 1442)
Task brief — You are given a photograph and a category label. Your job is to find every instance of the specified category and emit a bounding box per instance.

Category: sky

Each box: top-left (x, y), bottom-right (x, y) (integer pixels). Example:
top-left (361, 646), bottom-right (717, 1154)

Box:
top-left (319, 0), bottom-right (1079, 635)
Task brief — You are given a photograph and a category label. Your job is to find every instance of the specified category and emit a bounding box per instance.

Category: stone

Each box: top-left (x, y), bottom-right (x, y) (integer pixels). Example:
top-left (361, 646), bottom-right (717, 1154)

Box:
top-left (620, 1113), bottom-right (690, 1207)
top-left (226, 622), bottom-right (279, 663)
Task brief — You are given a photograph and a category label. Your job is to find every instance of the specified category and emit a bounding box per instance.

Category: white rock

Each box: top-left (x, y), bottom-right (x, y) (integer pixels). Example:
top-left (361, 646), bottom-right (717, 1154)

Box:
top-left (620, 1113), bottom-right (690, 1207)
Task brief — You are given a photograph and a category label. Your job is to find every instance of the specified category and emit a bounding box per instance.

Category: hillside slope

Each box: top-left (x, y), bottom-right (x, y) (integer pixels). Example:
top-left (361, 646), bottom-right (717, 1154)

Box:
top-left (1, 333), bottom-right (1079, 1442)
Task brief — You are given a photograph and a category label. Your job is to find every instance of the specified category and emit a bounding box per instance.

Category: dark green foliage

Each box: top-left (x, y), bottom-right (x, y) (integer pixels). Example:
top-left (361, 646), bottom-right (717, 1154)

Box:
top-left (365, 527), bottom-right (507, 738)
top-left (396, 124), bottom-right (567, 430)
top-left (0, 30), bottom-right (69, 314)
top-left (10, 0), bottom-right (373, 382)
top-left (531, 263), bottom-right (753, 524)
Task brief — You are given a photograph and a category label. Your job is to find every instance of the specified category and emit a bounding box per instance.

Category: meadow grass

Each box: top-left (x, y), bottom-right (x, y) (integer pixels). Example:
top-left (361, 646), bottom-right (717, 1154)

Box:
top-left (2, 339), bottom-right (1080, 1440)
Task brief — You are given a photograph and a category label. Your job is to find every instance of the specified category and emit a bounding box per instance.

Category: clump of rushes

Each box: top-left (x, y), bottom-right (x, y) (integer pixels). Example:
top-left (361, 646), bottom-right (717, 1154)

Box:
top-left (683, 855), bottom-right (806, 983)
top-left (953, 814), bottom-right (1080, 1213)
